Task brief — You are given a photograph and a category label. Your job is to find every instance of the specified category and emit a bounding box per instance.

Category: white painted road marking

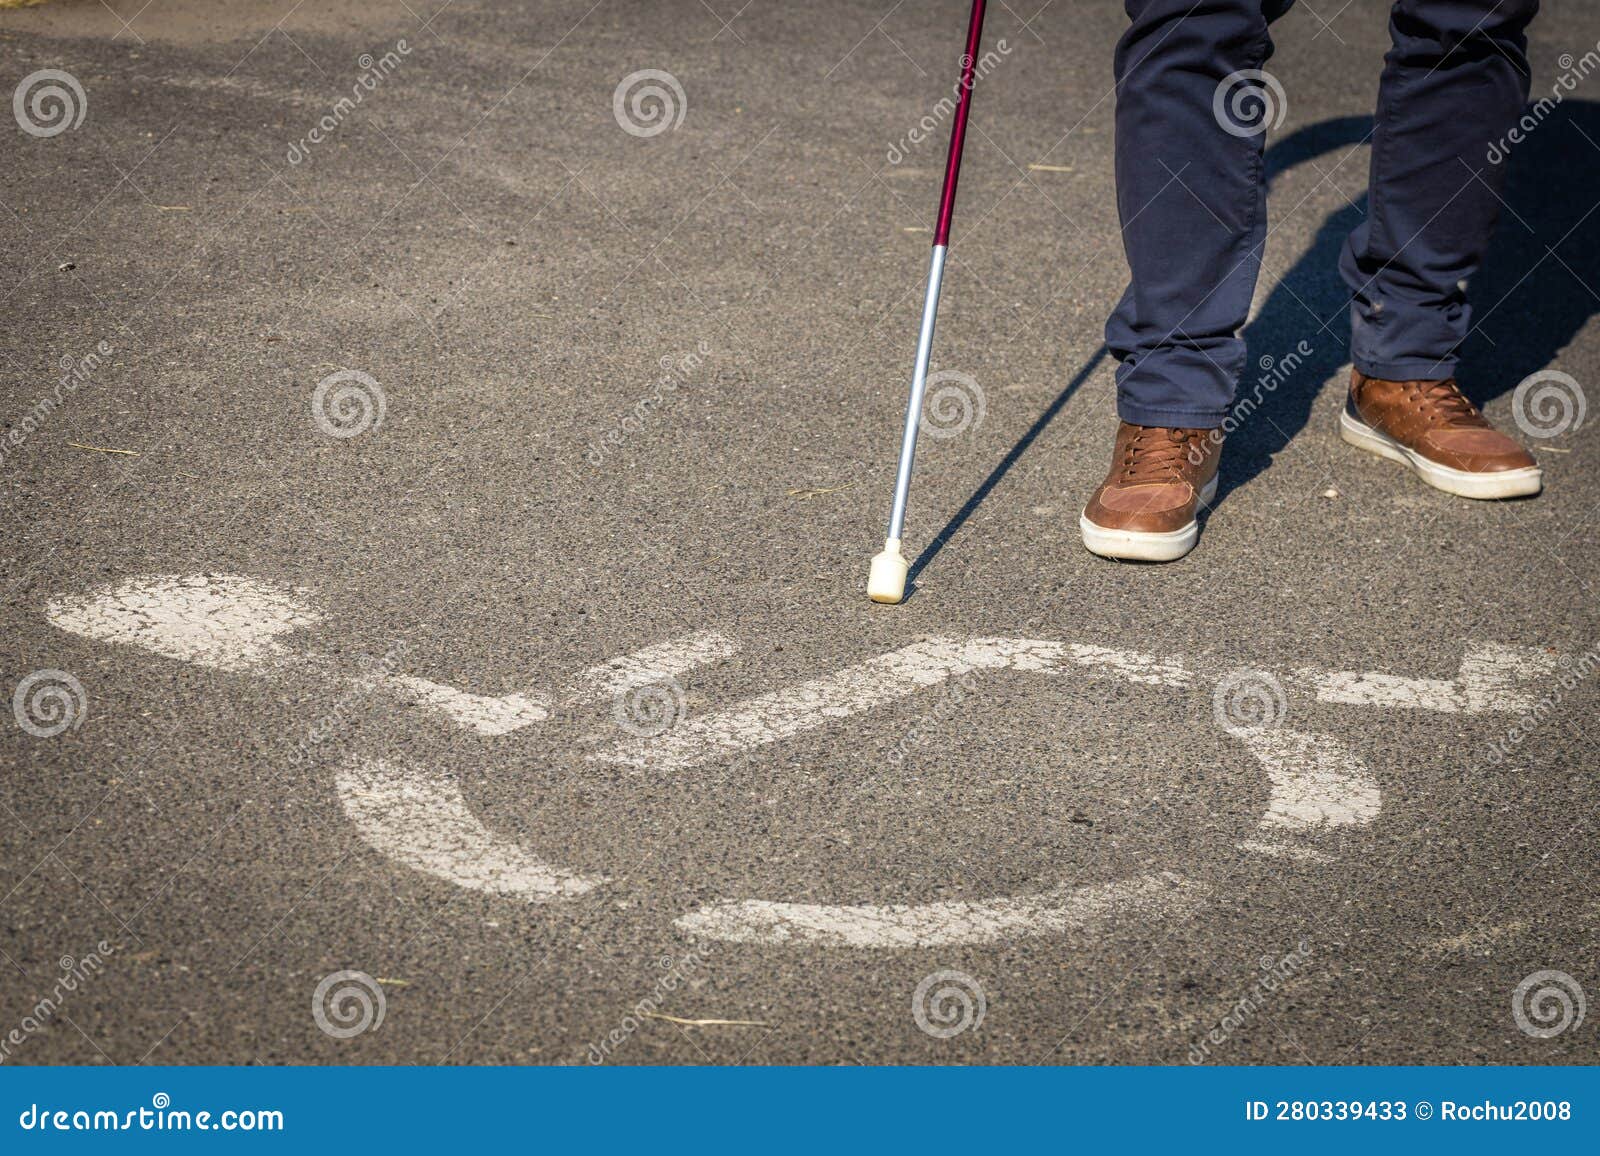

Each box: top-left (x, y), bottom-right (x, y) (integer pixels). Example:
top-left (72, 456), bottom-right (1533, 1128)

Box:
top-left (559, 630), bottom-right (741, 702)
top-left (45, 574), bottom-right (736, 736)
top-left (41, 572), bottom-right (1568, 947)
top-left (338, 756), bottom-right (604, 901)
top-left (383, 676), bottom-right (551, 736)
top-left (47, 575), bottom-right (1558, 739)
top-left (46, 573), bottom-right (317, 673)
top-left (1237, 728), bottom-right (1382, 832)
top-left (1295, 641), bottom-right (1559, 714)
top-left (595, 636), bottom-right (1188, 772)
top-left (673, 872), bottom-right (1210, 948)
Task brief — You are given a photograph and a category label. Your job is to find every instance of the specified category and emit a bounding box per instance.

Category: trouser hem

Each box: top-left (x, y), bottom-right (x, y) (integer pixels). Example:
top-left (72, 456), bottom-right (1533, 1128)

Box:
top-left (1116, 397), bottom-right (1230, 430)
top-left (1351, 353), bottom-right (1458, 381)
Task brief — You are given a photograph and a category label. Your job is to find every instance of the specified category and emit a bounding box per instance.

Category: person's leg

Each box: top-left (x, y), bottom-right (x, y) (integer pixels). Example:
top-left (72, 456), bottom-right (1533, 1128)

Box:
top-left (1339, 0), bottom-right (1540, 380)
top-left (1105, 0), bottom-right (1293, 429)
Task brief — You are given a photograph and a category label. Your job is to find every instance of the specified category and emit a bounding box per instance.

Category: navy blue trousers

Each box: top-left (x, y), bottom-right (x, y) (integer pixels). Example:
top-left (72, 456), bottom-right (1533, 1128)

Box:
top-left (1105, 0), bottom-right (1539, 429)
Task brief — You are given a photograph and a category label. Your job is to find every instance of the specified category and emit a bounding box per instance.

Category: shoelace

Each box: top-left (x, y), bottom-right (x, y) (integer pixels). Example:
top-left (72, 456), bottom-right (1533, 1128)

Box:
top-left (1405, 379), bottom-right (1490, 427)
top-left (1119, 426), bottom-right (1203, 485)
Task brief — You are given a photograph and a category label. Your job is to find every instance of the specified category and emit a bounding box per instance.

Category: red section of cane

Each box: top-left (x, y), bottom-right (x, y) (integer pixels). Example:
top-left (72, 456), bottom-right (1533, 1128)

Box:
top-left (932, 0), bottom-right (988, 247)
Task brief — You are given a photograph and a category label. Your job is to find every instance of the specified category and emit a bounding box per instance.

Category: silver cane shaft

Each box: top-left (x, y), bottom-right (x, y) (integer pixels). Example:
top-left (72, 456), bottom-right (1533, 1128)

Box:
top-left (886, 243), bottom-right (948, 543)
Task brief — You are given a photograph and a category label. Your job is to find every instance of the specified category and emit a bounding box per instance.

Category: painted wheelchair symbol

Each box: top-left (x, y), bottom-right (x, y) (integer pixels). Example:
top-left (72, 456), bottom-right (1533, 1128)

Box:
top-left (45, 574), bottom-right (1558, 949)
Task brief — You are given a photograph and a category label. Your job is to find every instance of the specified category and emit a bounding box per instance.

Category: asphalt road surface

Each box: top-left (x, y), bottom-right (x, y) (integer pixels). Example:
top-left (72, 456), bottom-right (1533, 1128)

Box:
top-left (3, 0), bottom-right (1598, 1066)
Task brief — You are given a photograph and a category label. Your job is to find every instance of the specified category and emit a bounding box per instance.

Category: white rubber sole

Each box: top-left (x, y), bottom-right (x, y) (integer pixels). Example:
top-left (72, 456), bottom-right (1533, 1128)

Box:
top-left (1338, 410), bottom-right (1542, 499)
top-left (1079, 475), bottom-right (1218, 563)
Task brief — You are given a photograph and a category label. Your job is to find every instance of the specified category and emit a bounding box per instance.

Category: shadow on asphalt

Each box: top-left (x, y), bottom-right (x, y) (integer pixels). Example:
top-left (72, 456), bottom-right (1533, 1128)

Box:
top-left (907, 100), bottom-right (1600, 585)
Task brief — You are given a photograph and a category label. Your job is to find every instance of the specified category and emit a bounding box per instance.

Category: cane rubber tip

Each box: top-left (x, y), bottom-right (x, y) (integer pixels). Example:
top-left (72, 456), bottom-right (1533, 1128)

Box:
top-left (867, 539), bottom-right (909, 604)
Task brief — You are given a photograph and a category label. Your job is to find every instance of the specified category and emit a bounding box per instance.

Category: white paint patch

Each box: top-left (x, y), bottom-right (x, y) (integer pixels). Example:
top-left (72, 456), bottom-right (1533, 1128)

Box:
top-left (384, 675), bottom-right (550, 736)
top-left (1236, 839), bottom-right (1333, 863)
top-left (1237, 727), bottom-right (1380, 832)
top-left (42, 574), bottom-right (739, 738)
top-left (48, 575), bottom-right (1562, 946)
top-left (594, 636), bottom-right (1184, 771)
top-left (1057, 643), bottom-right (1191, 687)
top-left (381, 633), bottom-right (742, 736)
top-left (595, 637), bottom-right (1048, 770)
top-left (561, 630), bottom-right (740, 702)
top-left (675, 872), bottom-right (1209, 948)
top-left (46, 573), bottom-right (318, 673)
top-left (1425, 918), bottom-right (1532, 955)
top-left (1297, 642), bottom-right (1558, 714)
top-left (1305, 669), bottom-right (1461, 712)
top-left (338, 757), bottom-right (603, 900)
top-left (1456, 642), bottom-right (1562, 713)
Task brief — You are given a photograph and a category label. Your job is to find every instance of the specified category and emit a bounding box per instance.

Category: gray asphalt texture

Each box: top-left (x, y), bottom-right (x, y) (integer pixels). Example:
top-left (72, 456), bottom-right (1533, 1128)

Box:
top-left (3, 0), bottom-right (1599, 1066)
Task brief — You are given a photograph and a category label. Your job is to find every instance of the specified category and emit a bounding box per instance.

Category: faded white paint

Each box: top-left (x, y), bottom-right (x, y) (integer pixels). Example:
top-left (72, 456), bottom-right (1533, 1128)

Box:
top-left (1056, 642), bottom-right (1190, 687)
top-left (595, 637), bottom-right (1038, 771)
top-left (46, 573), bottom-right (318, 673)
top-left (1236, 839), bottom-right (1333, 863)
top-left (1295, 641), bottom-right (1558, 714)
top-left (338, 757), bottom-right (603, 900)
top-left (42, 572), bottom-right (738, 736)
top-left (43, 571), bottom-right (1570, 949)
top-left (1237, 727), bottom-right (1381, 831)
top-left (674, 872), bottom-right (1209, 948)
top-left (560, 630), bottom-right (741, 702)
top-left (384, 675), bottom-right (551, 736)
top-left (595, 636), bottom-right (1188, 771)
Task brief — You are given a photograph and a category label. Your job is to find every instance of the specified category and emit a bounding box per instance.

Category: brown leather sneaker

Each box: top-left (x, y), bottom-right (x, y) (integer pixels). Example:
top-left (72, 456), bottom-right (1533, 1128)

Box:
top-left (1339, 370), bottom-right (1541, 499)
top-left (1080, 422), bottom-right (1221, 562)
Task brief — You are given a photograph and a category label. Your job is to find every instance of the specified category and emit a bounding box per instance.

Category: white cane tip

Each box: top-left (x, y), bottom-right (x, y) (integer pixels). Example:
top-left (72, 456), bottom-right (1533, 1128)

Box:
top-left (867, 541), bottom-right (909, 605)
